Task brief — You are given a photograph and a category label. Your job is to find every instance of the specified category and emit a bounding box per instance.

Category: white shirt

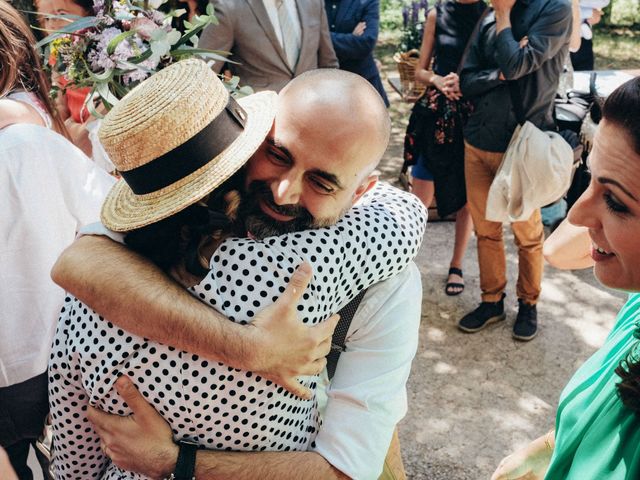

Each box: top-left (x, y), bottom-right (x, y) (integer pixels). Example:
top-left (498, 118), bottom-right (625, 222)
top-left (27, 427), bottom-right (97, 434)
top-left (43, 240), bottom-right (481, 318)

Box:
top-left (49, 182), bottom-right (427, 479)
top-left (313, 263), bottom-right (422, 479)
top-left (0, 124), bottom-right (114, 387)
top-left (262, 0), bottom-right (302, 48)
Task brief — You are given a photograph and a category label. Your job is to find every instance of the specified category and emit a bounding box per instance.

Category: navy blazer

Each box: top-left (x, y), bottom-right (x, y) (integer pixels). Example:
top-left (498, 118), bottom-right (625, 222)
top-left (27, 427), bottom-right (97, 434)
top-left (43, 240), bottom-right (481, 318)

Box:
top-left (325, 0), bottom-right (389, 105)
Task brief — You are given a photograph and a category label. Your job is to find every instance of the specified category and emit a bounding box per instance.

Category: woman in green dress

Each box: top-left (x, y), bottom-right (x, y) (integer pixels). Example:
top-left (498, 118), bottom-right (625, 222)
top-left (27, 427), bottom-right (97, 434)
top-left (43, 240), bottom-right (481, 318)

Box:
top-left (491, 77), bottom-right (640, 480)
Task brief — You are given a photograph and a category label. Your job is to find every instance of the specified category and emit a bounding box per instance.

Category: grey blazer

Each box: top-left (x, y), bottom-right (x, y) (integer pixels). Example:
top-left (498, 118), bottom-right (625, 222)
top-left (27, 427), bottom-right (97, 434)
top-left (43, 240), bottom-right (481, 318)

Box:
top-left (200, 0), bottom-right (339, 92)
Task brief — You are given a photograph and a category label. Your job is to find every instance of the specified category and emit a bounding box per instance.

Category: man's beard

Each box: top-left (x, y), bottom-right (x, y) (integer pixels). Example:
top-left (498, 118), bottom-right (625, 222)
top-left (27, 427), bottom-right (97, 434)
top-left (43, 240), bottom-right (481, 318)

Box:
top-left (239, 181), bottom-right (346, 239)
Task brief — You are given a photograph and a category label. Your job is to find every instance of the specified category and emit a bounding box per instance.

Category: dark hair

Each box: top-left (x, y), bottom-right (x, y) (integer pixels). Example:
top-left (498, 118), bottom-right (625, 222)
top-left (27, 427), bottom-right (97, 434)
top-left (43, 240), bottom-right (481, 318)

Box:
top-left (124, 171), bottom-right (245, 277)
top-left (603, 77), bottom-right (640, 414)
top-left (0, 0), bottom-right (69, 137)
top-left (602, 77), bottom-right (640, 155)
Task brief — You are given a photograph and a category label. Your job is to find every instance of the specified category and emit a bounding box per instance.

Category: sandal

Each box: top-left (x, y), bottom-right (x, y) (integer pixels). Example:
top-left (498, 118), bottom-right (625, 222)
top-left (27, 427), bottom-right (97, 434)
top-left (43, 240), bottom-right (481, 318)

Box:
top-left (445, 267), bottom-right (464, 296)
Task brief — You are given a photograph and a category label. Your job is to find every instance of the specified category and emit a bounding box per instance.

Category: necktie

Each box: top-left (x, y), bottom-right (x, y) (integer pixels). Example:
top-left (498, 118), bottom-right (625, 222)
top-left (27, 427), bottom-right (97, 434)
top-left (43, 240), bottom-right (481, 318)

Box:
top-left (275, 0), bottom-right (300, 70)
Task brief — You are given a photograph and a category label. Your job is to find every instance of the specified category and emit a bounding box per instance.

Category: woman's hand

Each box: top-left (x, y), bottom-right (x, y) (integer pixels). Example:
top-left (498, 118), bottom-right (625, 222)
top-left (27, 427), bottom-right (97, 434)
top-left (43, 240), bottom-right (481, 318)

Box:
top-left (491, 432), bottom-right (554, 480)
top-left (432, 72), bottom-right (462, 101)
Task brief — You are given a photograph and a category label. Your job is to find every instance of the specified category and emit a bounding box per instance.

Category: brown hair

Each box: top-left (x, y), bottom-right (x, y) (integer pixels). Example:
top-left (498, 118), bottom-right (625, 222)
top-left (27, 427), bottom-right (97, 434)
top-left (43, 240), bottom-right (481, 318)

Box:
top-left (0, 0), bottom-right (68, 137)
top-left (604, 77), bottom-right (640, 414)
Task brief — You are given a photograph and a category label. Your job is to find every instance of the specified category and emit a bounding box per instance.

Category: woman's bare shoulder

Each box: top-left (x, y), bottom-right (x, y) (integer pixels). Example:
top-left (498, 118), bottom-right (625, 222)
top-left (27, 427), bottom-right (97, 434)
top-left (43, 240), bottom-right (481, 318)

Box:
top-left (0, 98), bottom-right (46, 129)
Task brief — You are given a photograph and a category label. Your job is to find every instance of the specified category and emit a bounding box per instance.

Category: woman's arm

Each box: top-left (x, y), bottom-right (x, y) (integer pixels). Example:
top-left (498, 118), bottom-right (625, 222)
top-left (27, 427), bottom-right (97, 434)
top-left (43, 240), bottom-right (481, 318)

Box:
top-left (414, 9), bottom-right (440, 88)
top-left (491, 430), bottom-right (555, 480)
top-left (569, 0), bottom-right (582, 52)
top-left (543, 219), bottom-right (594, 270)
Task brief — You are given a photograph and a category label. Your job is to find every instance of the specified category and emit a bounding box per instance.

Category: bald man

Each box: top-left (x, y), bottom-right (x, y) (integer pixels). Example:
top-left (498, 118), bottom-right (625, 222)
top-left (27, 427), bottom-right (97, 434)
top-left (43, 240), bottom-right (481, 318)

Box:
top-left (52, 70), bottom-right (425, 479)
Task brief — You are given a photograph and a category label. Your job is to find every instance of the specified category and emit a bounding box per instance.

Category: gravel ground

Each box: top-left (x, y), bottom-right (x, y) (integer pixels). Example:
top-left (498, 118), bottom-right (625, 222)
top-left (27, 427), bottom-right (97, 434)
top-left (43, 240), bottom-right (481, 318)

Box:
top-left (379, 77), bottom-right (626, 480)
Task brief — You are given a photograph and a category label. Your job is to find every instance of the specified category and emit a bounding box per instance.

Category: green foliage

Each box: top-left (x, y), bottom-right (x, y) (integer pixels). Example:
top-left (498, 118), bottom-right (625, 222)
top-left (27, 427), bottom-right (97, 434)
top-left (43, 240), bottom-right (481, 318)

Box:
top-left (380, 0), bottom-right (404, 31)
top-left (608, 0), bottom-right (640, 26)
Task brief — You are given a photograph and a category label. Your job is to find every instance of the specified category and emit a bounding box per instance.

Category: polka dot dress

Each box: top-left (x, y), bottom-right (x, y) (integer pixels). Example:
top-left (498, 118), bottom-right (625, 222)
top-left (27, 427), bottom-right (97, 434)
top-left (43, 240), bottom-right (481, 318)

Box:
top-left (48, 182), bottom-right (427, 479)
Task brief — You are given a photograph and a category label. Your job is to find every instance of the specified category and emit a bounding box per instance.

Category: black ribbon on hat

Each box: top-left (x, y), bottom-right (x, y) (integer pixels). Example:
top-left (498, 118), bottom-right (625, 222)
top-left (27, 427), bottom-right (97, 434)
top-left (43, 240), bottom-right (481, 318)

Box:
top-left (121, 95), bottom-right (248, 195)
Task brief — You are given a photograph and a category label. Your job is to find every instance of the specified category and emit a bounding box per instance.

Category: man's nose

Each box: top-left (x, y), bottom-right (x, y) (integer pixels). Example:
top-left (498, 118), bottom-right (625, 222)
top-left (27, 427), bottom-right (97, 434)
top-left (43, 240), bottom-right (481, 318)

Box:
top-left (272, 173), bottom-right (302, 206)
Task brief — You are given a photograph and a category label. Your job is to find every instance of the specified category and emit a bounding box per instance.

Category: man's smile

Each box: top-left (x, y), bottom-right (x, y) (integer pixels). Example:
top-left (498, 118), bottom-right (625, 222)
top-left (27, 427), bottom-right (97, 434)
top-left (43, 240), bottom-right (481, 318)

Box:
top-left (259, 198), bottom-right (296, 222)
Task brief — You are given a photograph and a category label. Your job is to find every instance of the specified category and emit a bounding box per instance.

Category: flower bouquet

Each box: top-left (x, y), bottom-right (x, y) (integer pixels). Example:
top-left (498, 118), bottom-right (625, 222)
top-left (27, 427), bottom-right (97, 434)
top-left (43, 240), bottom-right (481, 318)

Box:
top-left (38, 0), bottom-right (241, 114)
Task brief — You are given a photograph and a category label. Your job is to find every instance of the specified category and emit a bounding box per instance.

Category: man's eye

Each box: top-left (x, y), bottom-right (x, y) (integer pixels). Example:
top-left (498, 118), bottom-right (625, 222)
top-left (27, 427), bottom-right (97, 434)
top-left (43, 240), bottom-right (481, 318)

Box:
top-left (268, 149), bottom-right (289, 165)
top-left (309, 177), bottom-right (334, 193)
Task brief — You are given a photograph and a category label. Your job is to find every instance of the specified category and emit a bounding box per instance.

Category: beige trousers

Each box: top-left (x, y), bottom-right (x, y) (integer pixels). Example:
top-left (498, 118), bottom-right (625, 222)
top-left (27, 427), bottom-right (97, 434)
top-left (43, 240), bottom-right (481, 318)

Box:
top-left (464, 142), bottom-right (544, 304)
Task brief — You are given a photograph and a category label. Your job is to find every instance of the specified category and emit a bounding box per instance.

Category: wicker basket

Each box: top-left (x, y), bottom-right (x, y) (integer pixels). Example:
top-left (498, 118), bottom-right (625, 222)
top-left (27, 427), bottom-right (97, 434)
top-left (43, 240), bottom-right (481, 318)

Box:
top-left (393, 49), bottom-right (426, 101)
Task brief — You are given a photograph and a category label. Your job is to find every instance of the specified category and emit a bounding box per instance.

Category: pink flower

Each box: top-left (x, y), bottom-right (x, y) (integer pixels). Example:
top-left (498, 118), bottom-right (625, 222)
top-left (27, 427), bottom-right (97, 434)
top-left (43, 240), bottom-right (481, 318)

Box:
top-left (131, 17), bottom-right (159, 40)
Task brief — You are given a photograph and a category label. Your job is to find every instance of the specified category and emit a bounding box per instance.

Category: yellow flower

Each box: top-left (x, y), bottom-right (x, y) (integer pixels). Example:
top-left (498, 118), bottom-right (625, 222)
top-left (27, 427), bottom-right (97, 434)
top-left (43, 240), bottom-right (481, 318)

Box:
top-left (50, 37), bottom-right (72, 62)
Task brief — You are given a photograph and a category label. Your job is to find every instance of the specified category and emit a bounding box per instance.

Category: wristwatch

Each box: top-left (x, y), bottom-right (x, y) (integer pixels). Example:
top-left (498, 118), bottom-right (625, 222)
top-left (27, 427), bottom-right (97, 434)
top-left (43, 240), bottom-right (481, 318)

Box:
top-left (165, 440), bottom-right (198, 480)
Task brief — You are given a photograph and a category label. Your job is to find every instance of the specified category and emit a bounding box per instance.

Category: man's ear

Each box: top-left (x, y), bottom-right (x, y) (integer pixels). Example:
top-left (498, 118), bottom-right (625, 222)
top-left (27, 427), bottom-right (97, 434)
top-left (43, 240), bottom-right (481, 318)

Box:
top-left (352, 174), bottom-right (378, 206)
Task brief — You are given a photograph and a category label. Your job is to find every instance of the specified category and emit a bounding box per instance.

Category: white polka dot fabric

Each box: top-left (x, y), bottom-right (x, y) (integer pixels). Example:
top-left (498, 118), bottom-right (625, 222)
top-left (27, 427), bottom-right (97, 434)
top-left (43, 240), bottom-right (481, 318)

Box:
top-left (48, 182), bottom-right (427, 479)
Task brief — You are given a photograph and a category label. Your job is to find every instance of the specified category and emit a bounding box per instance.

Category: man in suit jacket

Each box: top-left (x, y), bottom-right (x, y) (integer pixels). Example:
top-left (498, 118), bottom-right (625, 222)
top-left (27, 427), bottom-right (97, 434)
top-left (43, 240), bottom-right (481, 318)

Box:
top-left (200, 0), bottom-right (339, 92)
top-left (324, 0), bottom-right (389, 106)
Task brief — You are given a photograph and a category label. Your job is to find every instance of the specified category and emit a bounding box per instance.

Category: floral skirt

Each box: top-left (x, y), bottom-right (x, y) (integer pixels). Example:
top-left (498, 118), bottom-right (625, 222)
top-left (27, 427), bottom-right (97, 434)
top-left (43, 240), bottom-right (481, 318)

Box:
top-left (404, 87), bottom-right (472, 218)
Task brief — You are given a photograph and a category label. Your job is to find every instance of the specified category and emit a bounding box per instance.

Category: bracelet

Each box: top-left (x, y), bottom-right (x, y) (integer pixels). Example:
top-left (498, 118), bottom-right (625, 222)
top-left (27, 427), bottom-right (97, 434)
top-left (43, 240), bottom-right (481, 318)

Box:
top-left (544, 432), bottom-right (554, 452)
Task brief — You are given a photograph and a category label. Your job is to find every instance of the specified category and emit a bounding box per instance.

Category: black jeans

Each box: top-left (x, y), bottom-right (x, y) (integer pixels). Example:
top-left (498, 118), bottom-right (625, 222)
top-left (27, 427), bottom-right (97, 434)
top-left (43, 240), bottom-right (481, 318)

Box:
top-left (0, 372), bottom-right (50, 479)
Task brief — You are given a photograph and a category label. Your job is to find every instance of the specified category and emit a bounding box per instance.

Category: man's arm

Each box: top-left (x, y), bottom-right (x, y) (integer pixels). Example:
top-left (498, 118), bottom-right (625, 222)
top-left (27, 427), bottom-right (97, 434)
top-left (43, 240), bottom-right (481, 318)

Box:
top-left (329, 0), bottom-right (380, 61)
top-left (88, 370), bottom-right (350, 480)
top-left (52, 236), bottom-right (338, 399)
top-left (460, 21), bottom-right (504, 98)
top-left (198, 0), bottom-right (235, 74)
top-left (317, 0), bottom-right (339, 68)
top-left (88, 266), bottom-right (421, 480)
top-left (493, 0), bottom-right (572, 80)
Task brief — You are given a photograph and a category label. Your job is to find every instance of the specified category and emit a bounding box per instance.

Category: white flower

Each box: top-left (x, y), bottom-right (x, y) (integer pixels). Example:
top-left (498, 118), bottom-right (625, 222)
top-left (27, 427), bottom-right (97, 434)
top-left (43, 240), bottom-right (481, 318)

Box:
top-left (149, 28), bottom-right (180, 62)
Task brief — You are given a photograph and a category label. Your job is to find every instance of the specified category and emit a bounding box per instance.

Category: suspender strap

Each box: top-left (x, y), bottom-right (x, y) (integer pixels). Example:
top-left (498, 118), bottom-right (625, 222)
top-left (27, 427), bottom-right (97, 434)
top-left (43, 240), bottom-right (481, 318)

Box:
top-left (326, 288), bottom-right (368, 380)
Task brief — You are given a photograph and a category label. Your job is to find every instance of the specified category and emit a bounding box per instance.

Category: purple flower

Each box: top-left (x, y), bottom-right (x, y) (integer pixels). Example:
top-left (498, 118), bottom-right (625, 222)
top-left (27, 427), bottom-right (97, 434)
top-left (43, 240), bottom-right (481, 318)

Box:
top-left (411, 1), bottom-right (419, 25)
top-left (402, 5), bottom-right (409, 29)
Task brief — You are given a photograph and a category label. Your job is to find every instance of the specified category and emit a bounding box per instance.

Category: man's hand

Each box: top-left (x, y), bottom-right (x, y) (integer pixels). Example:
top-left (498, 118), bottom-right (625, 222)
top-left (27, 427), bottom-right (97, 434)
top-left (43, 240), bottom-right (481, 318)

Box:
top-left (493, 0), bottom-right (515, 33)
top-left (352, 21), bottom-right (366, 36)
top-left (247, 263), bottom-right (340, 400)
top-left (87, 376), bottom-right (178, 479)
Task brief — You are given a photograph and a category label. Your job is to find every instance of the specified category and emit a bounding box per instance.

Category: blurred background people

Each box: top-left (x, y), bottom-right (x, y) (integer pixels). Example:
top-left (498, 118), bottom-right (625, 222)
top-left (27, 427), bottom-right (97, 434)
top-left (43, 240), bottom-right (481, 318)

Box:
top-left (324, 0), bottom-right (389, 106)
top-left (199, 0), bottom-right (338, 92)
top-left (0, 2), bottom-right (113, 477)
top-left (458, 0), bottom-right (572, 340)
top-left (492, 76), bottom-right (640, 480)
top-left (405, 0), bottom-right (487, 296)
top-left (571, 0), bottom-right (610, 70)
top-left (36, 0), bottom-right (96, 157)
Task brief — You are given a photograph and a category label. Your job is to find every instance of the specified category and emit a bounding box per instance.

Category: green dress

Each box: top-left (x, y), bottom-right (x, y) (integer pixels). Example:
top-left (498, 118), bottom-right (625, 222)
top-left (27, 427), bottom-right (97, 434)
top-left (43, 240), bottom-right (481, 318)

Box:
top-left (545, 294), bottom-right (640, 479)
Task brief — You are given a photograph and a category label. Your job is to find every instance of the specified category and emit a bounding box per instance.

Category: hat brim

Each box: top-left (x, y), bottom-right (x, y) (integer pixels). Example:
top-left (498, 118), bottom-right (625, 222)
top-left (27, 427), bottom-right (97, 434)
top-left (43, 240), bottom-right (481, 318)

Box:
top-left (101, 90), bottom-right (277, 232)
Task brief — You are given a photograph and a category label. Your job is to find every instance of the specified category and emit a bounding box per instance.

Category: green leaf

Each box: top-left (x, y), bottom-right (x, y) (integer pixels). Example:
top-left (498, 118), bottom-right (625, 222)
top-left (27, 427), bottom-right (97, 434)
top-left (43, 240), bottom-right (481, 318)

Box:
top-left (86, 67), bottom-right (115, 83)
top-left (35, 16), bottom-right (99, 48)
top-left (96, 81), bottom-right (121, 106)
top-left (169, 47), bottom-right (231, 63)
top-left (85, 89), bottom-right (107, 118)
top-left (127, 48), bottom-right (153, 64)
top-left (106, 30), bottom-right (137, 55)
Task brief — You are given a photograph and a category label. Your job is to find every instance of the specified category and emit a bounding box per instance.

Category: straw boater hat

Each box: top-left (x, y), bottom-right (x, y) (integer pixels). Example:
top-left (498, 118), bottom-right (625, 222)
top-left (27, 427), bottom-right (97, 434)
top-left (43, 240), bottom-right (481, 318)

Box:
top-left (99, 58), bottom-right (277, 232)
